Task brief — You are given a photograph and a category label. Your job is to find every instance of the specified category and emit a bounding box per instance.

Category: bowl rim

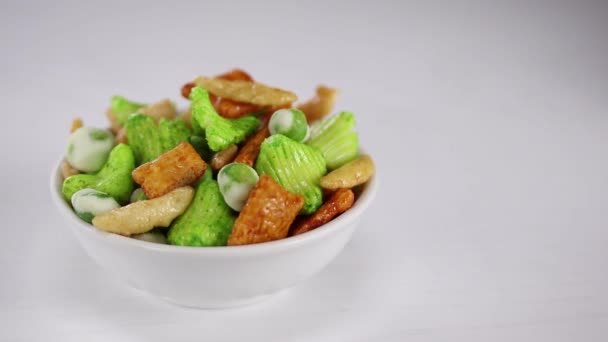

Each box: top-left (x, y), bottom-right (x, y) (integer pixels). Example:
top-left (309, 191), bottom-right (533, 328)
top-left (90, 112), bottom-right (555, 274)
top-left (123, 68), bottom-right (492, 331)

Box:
top-left (50, 155), bottom-right (377, 256)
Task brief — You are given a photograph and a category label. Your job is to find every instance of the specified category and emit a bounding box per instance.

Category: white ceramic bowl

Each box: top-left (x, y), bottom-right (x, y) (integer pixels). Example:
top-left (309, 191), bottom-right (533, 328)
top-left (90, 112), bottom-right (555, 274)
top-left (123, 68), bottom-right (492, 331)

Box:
top-left (50, 158), bottom-right (377, 309)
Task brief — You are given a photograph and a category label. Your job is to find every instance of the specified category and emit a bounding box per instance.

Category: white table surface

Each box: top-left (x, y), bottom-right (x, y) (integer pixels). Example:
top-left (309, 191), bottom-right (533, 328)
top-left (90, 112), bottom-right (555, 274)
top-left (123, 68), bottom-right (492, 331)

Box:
top-left (2, 1), bottom-right (607, 341)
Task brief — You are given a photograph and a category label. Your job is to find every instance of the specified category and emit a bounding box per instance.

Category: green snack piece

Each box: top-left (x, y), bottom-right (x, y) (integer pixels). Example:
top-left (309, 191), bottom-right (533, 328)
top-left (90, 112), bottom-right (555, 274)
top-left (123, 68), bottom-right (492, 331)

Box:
top-left (130, 188), bottom-right (148, 203)
top-left (268, 108), bottom-right (309, 142)
top-left (110, 96), bottom-right (146, 125)
top-left (306, 111), bottom-right (358, 170)
top-left (190, 86), bottom-right (260, 152)
top-left (217, 163), bottom-right (259, 211)
top-left (125, 114), bottom-right (163, 165)
top-left (66, 127), bottom-right (115, 173)
top-left (126, 114), bottom-right (192, 165)
top-left (62, 144), bottom-right (135, 204)
top-left (159, 118), bottom-right (192, 151)
top-left (71, 188), bottom-right (120, 223)
top-left (168, 179), bottom-right (236, 246)
top-left (255, 134), bottom-right (326, 214)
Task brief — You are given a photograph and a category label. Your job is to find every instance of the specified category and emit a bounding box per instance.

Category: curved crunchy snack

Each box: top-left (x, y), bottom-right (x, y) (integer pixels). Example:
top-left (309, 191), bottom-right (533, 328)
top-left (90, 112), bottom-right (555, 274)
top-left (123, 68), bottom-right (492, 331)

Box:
top-left (227, 175), bottom-right (304, 246)
top-left (92, 186), bottom-right (194, 236)
top-left (233, 127), bottom-right (269, 166)
top-left (291, 188), bottom-right (355, 236)
top-left (139, 99), bottom-right (177, 121)
top-left (61, 160), bottom-right (80, 179)
top-left (132, 142), bottom-right (206, 199)
top-left (115, 127), bottom-right (128, 144)
top-left (319, 155), bottom-right (375, 190)
top-left (211, 144), bottom-right (238, 172)
top-left (297, 85), bottom-right (339, 122)
top-left (70, 118), bottom-right (84, 133)
top-left (194, 76), bottom-right (297, 106)
top-left (106, 109), bottom-right (122, 134)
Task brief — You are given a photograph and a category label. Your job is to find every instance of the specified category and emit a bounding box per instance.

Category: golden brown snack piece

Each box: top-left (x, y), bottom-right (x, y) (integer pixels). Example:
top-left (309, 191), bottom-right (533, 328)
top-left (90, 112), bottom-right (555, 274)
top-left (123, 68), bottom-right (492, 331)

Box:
top-left (227, 175), bottom-right (305, 246)
top-left (132, 142), bottom-right (206, 199)
top-left (115, 127), bottom-right (128, 144)
top-left (106, 109), bottom-right (122, 134)
top-left (216, 68), bottom-right (254, 82)
top-left (61, 160), bottom-right (80, 179)
top-left (181, 82), bottom-right (195, 99)
top-left (92, 186), bottom-right (194, 236)
top-left (290, 188), bottom-right (355, 236)
top-left (297, 85), bottom-right (339, 122)
top-left (211, 144), bottom-right (238, 172)
top-left (320, 155), bottom-right (375, 190)
top-left (70, 118), bottom-right (84, 133)
top-left (139, 99), bottom-right (177, 121)
top-left (194, 76), bottom-right (297, 107)
top-left (233, 127), bottom-right (270, 166)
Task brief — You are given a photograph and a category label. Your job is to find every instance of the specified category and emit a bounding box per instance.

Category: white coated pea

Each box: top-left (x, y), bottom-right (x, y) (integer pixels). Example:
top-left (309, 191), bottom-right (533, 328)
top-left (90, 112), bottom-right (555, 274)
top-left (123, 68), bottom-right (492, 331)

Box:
top-left (130, 188), bottom-right (148, 203)
top-left (66, 127), bottom-right (115, 173)
top-left (268, 108), bottom-right (309, 142)
top-left (71, 188), bottom-right (120, 223)
top-left (131, 231), bottom-right (167, 244)
top-left (217, 163), bottom-right (259, 211)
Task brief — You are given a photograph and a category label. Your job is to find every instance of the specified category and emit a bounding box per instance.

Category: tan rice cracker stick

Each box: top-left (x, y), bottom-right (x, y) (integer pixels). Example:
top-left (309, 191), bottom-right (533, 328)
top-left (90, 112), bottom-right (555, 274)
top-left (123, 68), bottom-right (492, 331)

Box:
top-left (132, 142), bottom-right (206, 199)
top-left (193, 76), bottom-right (297, 107)
top-left (211, 145), bottom-right (238, 172)
top-left (92, 186), bottom-right (194, 236)
top-left (319, 155), bottom-right (375, 190)
top-left (291, 188), bottom-right (355, 236)
top-left (227, 175), bottom-right (304, 246)
top-left (233, 127), bottom-right (270, 167)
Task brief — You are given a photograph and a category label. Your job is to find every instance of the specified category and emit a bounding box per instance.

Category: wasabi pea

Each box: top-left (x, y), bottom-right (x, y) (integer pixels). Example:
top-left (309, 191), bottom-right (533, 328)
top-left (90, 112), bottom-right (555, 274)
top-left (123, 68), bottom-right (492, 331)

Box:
top-left (268, 108), bottom-right (309, 142)
top-left (190, 86), bottom-right (259, 152)
top-left (255, 134), bottom-right (326, 214)
top-left (167, 179), bottom-right (236, 246)
top-left (66, 127), bottom-right (115, 173)
top-left (217, 163), bottom-right (259, 211)
top-left (110, 96), bottom-right (146, 125)
top-left (306, 111), bottom-right (358, 170)
top-left (62, 144), bottom-right (135, 204)
top-left (71, 188), bottom-right (120, 223)
top-left (130, 188), bottom-right (147, 203)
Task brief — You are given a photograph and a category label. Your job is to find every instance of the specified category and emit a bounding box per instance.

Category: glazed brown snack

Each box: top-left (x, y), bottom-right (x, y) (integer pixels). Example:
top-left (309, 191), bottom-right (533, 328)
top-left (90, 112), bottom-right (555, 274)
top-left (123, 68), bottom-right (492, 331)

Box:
top-left (211, 144), bottom-right (238, 172)
top-left (290, 188), bottom-right (355, 236)
top-left (193, 76), bottom-right (297, 107)
top-left (132, 142), bottom-right (206, 199)
top-left (92, 186), bottom-right (194, 236)
top-left (297, 85), bottom-right (339, 122)
top-left (233, 126), bottom-right (270, 166)
top-left (227, 175), bottom-right (304, 246)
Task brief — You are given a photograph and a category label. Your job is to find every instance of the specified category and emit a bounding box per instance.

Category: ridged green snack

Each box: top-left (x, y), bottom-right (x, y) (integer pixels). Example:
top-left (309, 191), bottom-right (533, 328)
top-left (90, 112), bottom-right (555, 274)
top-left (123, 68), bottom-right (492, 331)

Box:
top-left (62, 144), bottom-right (135, 204)
top-left (110, 96), bottom-right (146, 125)
top-left (255, 134), bottom-right (326, 214)
top-left (125, 114), bottom-right (192, 165)
top-left (306, 111), bottom-right (358, 170)
top-left (167, 179), bottom-right (236, 246)
top-left (190, 86), bottom-right (259, 152)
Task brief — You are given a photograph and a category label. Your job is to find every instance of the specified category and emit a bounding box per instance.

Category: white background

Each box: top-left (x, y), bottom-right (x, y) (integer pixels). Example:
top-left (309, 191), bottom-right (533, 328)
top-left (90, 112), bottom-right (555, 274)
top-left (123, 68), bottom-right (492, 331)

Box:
top-left (2, 0), bottom-right (608, 341)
